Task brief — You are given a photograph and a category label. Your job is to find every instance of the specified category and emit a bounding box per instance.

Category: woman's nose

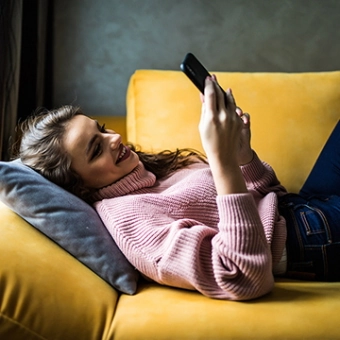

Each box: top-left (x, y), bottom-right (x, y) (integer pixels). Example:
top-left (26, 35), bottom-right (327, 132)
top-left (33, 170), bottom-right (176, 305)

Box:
top-left (108, 133), bottom-right (122, 150)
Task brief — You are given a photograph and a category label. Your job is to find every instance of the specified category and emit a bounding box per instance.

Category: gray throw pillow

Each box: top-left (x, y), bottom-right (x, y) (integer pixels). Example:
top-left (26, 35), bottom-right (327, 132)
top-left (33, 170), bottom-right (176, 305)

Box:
top-left (0, 159), bottom-right (139, 294)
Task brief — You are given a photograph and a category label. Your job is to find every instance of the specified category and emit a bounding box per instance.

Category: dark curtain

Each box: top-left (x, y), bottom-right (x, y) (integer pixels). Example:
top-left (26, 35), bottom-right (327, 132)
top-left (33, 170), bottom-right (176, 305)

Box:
top-left (0, 0), bottom-right (53, 161)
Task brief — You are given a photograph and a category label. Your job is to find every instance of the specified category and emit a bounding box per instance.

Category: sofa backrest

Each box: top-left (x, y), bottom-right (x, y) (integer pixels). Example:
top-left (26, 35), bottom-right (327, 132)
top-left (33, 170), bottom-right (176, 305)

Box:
top-left (126, 69), bottom-right (340, 193)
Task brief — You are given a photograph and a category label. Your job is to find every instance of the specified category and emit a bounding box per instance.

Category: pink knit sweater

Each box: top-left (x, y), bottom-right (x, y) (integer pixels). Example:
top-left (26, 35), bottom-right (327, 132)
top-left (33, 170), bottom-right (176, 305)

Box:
top-left (93, 153), bottom-right (287, 300)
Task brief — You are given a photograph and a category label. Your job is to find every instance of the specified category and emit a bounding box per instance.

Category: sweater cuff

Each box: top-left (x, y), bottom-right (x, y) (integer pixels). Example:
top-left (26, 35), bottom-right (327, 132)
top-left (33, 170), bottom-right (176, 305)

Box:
top-left (216, 193), bottom-right (263, 230)
top-left (240, 152), bottom-right (267, 184)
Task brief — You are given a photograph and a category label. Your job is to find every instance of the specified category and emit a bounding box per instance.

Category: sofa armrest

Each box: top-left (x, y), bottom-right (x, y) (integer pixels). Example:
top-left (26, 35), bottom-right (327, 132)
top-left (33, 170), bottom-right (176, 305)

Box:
top-left (0, 202), bottom-right (118, 340)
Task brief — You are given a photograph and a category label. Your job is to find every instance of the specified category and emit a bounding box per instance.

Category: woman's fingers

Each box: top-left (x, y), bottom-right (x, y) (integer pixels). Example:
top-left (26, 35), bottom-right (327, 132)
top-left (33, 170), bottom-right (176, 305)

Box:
top-left (209, 75), bottom-right (224, 110)
top-left (199, 92), bottom-right (205, 103)
top-left (240, 112), bottom-right (250, 125)
top-left (203, 77), bottom-right (217, 114)
top-left (236, 107), bottom-right (250, 125)
top-left (225, 88), bottom-right (237, 111)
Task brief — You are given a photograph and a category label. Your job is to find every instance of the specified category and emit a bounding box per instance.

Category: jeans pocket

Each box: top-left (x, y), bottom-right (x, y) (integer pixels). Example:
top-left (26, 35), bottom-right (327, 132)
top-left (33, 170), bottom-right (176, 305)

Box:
top-left (296, 205), bottom-right (332, 245)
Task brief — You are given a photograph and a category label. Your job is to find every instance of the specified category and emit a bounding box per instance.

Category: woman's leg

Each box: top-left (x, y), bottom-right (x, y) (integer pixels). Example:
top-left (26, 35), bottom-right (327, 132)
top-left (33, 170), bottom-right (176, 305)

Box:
top-left (279, 194), bottom-right (340, 281)
top-left (281, 120), bottom-right (340, 281)
top-left (300, 120), bottom-right (340, 197)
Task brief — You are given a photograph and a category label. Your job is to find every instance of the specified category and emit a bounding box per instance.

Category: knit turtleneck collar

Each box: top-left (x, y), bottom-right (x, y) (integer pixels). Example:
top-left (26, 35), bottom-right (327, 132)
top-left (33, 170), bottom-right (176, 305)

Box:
top-left (91, 162), bottom-right (156, 202)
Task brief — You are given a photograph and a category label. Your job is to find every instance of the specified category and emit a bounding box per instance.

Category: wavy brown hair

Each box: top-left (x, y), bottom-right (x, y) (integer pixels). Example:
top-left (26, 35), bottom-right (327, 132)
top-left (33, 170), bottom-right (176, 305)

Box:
top-left (17, 105), bottom-right (206, 202)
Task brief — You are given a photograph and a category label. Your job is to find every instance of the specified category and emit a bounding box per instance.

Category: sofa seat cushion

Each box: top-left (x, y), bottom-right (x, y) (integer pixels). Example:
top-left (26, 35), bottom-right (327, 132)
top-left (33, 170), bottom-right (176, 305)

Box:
top-left (112, 279), bottom-right (340, 340)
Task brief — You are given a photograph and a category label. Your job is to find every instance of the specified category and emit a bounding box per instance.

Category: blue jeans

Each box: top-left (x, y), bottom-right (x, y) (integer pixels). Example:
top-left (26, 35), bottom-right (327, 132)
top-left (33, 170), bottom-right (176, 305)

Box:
top-left (278, 120), bottom-right (340, 281)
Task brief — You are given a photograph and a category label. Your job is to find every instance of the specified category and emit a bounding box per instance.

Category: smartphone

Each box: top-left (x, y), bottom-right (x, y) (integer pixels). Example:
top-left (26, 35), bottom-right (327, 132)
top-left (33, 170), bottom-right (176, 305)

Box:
top-left (180, 53), bottom-right (227, 104)
top-left (180, 53), bottom-right (211, 94)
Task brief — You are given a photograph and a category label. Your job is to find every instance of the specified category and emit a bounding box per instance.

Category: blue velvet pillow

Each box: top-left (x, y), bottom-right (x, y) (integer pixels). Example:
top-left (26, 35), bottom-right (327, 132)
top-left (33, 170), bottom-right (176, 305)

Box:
top-left (0, 159), bottom-right (139, 294)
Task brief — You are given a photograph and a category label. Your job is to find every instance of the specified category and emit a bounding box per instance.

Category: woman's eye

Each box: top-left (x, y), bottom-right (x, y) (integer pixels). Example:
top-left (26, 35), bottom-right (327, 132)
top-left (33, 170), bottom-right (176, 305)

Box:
top-left (92, 143), bottom-right (102, 159)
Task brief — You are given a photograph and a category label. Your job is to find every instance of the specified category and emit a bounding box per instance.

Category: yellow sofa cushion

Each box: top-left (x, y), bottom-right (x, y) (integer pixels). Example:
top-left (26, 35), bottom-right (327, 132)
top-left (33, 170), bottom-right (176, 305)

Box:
top-left (112, 280), bottom-right (340, 340)
top-left (127, 70), bottom-right (340, 193)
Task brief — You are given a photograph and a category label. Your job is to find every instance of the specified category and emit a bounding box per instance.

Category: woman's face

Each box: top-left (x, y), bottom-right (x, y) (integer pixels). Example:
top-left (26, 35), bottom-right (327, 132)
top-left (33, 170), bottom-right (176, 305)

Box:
top-left (63, 115), bottom-right (139, 189)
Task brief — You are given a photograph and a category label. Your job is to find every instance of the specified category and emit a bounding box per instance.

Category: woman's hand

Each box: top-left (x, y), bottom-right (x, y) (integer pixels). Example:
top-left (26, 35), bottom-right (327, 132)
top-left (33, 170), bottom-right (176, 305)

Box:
top-left (199, 76), bottom-right (249, 195)
top-left (236, 108), bottom-right (254, 165)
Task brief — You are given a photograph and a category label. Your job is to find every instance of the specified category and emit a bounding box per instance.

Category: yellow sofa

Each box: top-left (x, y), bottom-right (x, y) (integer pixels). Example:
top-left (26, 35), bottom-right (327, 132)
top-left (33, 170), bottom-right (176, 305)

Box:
top-left (1, 69), bottom-right (340, 340)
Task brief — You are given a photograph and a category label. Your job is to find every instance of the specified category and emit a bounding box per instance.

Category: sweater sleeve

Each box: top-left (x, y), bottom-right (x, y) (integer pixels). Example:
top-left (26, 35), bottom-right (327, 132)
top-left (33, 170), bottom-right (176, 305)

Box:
top-left (240, 153), bottom-right (287, 264)
top-left (95, 193), bottom-right (274, 301)
top-left (156, 194), bottom-right (274, 300)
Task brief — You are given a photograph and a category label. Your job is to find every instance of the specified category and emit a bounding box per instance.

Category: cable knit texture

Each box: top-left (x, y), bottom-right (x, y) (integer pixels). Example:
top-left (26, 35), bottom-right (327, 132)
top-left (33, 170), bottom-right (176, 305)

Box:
top-left (93, 153), bottom-right (287, 300)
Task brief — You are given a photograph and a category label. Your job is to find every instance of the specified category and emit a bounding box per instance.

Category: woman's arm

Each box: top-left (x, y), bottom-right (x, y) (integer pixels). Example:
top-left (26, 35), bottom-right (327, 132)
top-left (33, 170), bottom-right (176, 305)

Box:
top-left (241, 153), bottom-right (288, 197)
top-left (95, 190), bottom-right (274, 301)
top-left (200, 76), bottom-right (286, 197)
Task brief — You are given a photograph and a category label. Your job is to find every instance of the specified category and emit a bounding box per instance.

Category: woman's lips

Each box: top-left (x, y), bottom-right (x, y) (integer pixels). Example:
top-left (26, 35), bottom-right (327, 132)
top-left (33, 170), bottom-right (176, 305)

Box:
top-left (116, 145), bottom-right (131, 164)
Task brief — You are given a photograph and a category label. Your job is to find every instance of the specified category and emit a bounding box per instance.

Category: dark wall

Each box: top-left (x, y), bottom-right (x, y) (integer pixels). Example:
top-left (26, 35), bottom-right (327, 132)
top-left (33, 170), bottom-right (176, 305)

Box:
top-left (53, 0), bottom-right (340, 116)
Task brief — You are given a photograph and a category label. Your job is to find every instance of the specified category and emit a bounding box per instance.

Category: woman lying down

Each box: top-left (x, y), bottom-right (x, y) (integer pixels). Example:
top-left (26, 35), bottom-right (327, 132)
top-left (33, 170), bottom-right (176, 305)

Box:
top-left (17, 75), bottom-right (340, 300)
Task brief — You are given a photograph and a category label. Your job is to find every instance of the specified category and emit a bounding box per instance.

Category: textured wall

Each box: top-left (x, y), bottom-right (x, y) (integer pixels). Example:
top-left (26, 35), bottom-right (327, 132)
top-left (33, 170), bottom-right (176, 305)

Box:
top-left (53, 0), bottom-right (340, 116)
